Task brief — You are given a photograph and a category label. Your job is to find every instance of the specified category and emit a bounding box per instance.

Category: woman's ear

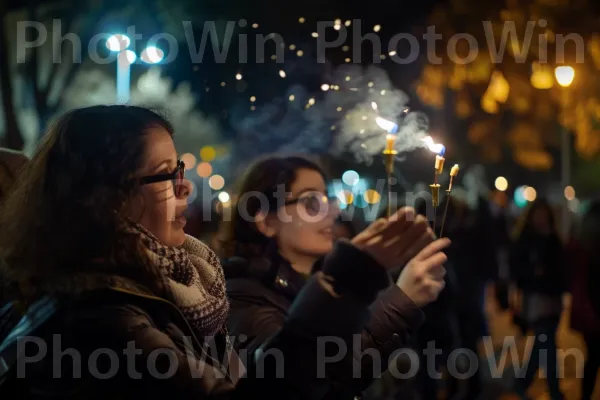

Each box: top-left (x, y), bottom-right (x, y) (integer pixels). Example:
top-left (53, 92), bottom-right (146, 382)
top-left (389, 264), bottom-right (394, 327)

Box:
top-left (255, 211), bottom-right (278, 238)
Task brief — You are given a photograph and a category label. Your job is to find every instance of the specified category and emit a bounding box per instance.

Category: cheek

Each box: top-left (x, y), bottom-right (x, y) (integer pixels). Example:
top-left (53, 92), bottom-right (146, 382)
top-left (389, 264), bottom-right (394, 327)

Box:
top-left (282, 218), bottom-right (333, 253)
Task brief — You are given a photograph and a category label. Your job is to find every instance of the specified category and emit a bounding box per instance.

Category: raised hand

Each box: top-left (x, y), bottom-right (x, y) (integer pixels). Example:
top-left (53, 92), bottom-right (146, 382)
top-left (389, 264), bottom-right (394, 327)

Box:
top-left (351, 207), bottom-right (435, 269)
top-left (396, 238), bottom-right (450, 308)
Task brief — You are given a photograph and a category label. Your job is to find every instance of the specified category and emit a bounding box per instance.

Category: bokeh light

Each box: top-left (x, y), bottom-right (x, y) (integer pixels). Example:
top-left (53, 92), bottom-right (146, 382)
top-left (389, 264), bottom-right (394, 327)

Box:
top-left (342, 170), bottom-right (359, 186)
top-left (106, 34), bottom-right (130, 51)
top-left (568, 198), bottom-right (580, 213)
top-left (200, 146), bottom-right (216, 162)
top-left (514, 185), bottom-right (528, 208)
top-left (218, 191), bottom-right (230, 203)
top-left (196, 162), bottom-right (212, 178)
top-left (564, 186), bottom-right (576, 201)
top-left (363, 189), bottom-right (381, 204)
top-left (140, 46), bottom-right (164, 64)
top-left (209, 175), bottom-right (225, 190)
top-left (495, 176), bottom-right (508, 191)
top-left (524, 186), bottom-right (537, 202)
top-left (336, 190), bottom-right (354, 205)
top-left (180, 153), bottom-right (197, 170)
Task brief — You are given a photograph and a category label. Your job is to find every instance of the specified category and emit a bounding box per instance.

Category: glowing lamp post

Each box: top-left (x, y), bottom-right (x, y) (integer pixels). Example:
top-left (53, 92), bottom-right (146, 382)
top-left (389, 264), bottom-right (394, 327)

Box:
top-left (554, 65), bottom-right (574, 239)
top-left (106, 35), bottom-right (165, 104)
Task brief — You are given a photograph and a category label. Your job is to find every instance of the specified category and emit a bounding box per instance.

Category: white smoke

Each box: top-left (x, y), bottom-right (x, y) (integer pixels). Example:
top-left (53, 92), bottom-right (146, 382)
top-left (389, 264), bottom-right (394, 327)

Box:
top-left (232, 64), bottom-right (429, 165)
top-left (59, 66), bottom-right (222, 153)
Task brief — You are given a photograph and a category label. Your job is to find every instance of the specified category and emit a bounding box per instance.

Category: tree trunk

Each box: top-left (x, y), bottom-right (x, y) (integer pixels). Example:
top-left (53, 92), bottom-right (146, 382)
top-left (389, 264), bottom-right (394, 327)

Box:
top-left (0, 6), bottom-right (24, 150)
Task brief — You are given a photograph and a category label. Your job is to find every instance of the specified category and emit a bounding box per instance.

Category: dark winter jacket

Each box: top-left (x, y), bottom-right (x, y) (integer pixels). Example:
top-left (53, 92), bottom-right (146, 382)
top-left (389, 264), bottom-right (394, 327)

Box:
top-left (224, 240), bottom-right (425, 398)
top-left (0, 241), bottom-right (395, 399)
top-left (510, 232), bottom-right (566, 296)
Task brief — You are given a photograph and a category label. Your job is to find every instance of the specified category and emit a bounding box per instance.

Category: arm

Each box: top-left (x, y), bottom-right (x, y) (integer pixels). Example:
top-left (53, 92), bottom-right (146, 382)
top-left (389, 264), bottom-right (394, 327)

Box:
top-left (253, 240), bottom-right (393, 398)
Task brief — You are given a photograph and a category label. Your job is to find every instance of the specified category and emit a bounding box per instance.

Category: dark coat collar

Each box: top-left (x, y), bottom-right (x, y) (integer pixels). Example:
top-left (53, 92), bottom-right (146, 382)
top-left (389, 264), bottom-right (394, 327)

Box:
top-left (223, 251), bottom-right (323, 302)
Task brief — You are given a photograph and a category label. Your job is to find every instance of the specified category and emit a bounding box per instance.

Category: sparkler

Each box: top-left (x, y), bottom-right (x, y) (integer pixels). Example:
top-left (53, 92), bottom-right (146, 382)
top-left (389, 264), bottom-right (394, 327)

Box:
top-left (439, 164), bottom-right (459, 238)
top-left (422, 136), bottom-right (445, 232)
top-left (378, 119), bottom-right (398, 218)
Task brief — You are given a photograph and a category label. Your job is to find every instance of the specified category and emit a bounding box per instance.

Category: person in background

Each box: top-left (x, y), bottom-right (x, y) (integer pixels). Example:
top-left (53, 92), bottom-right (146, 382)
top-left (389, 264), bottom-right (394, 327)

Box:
top-left (569, 200), bottom-right (600, 400)
top-left (0, 106), bottom-right (433, 399)
top-left (332, 216), bottom-right (356, 241)
top-left (510, 198), bottom-right (566, 400)
top-left (221, 155), bottom-right (450, 399)
top-left (0, 148), bottom-right (28, 307)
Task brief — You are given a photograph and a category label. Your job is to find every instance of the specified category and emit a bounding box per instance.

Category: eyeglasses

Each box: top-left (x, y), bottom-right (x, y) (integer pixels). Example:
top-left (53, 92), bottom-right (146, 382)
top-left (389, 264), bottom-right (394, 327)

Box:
top-left (284, 192), bottom-right (339, 217)
top-left (139, 159), bottom-right (186, 197)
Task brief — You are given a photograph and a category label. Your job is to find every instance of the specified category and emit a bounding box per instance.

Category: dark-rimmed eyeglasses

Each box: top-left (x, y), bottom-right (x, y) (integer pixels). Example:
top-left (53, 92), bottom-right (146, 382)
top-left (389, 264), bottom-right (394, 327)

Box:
top-left (284, 192), bottom-right (340, 217)
top-left (139, 159), bottom-right (186, 197)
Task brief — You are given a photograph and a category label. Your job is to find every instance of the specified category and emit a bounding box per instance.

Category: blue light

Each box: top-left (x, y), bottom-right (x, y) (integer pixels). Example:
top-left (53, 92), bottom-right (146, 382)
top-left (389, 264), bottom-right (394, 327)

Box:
top-left (106, 34), bottom-right (130, 51)
top-left (342, 170), bottom-right (359, 186)
top-left (514, 185), bottom-right (528, 208)
top-left (352, 179), bottom-right (368, 193)
top-left (438, 145), bottom-right (446, 157)
top-left (141, 46), bottom-right (165, 64)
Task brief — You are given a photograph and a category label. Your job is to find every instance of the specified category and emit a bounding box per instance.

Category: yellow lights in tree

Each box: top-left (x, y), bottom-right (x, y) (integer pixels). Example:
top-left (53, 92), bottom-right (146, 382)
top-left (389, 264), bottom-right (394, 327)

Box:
top-left (530, 62), bottom-right (554, 89)
top-left (487, 71), bottom-right (510, 103)
top-left (555, 66), bottom-right (575, 87)
top-left (200, 146), bottom-right (216, 162)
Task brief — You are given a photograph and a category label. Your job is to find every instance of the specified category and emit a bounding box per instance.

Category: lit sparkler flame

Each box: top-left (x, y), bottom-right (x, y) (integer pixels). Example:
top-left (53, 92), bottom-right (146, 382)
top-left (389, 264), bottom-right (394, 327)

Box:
top-left (422, 136), bottom-right (445, 156)
top-left (375, 117), bottom-right (398, 134)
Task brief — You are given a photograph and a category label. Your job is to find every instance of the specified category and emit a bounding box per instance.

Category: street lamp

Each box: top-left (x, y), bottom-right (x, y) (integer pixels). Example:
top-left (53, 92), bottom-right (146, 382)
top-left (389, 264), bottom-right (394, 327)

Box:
top-left (554, 65), bottom-right (574, 240)
top-left (106, 34), bottom-right (165, 104)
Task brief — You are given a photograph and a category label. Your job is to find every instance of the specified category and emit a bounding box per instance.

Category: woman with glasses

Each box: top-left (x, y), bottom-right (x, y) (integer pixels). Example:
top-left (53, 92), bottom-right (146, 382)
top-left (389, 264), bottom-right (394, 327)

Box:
top-left (0, 105), bottom-right (445, 399)
top-left (221, 155), bottom-right (451, 399)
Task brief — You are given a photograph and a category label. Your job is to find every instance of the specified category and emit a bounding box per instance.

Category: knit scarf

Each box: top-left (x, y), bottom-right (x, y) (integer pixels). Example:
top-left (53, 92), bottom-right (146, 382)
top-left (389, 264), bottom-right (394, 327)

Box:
top-left (127, 222), bottom-right (229, 338)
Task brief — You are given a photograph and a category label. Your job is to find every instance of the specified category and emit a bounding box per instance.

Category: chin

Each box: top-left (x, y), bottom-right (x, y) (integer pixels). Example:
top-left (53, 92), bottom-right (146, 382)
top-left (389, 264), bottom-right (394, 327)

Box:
top-left (167, 230), bottom-right (187, 248)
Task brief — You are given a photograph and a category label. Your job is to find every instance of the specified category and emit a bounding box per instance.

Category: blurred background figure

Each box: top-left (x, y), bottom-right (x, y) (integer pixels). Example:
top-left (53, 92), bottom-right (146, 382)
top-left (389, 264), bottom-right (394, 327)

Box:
top-left (569, 200), bottom-right (600, 400)
top-left (510, 199), bottom-right (566, 400)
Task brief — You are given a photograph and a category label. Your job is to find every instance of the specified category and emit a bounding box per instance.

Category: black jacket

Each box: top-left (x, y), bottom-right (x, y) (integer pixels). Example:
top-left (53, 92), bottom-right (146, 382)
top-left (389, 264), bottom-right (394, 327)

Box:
top-left (0, 241), bottom-right (396, 399)
top-left (225, 240), bottom-right (425, 398)
top-left (510, 232), bottom-right (566, 296)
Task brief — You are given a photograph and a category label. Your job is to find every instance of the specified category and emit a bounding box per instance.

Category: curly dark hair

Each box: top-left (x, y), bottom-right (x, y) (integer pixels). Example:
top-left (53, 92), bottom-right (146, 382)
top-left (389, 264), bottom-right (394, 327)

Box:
top-left (0, 105), bottom-right (173, 303)
top-left (218, 155), bottom-right (326, 259)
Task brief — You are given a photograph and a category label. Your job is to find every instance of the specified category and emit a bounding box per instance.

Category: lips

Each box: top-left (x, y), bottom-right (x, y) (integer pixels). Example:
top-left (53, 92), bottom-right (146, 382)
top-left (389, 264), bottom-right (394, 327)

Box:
top-left (320, 227), bottom-right (333, 237)
top-left (173, 207), bottom-right (188, 226)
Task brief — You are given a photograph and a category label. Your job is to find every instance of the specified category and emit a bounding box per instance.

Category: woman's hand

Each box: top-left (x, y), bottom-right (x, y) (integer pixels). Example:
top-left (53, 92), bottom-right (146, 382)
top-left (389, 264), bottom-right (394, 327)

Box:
top-left (396, 238), bottom-right (450, 308)
top-left (351, 207), bottom-right (434, 269)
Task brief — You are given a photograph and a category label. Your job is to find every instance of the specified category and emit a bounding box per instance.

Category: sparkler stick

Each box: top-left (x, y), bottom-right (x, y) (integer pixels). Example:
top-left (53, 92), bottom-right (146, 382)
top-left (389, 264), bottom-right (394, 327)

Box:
top-left (373, 103), bottom-right (405, 218)
top-left (431, 149), bottom-right (445, 232)
top-left (382, 134), bottom-right (398, 217)
top-left (439, 164), bottom-right (459, 238)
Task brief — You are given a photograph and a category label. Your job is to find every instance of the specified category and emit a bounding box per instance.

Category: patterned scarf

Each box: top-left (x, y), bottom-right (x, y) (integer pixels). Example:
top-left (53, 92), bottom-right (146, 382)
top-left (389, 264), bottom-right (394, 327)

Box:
top-left (127, 222), bottom-right (229, 337)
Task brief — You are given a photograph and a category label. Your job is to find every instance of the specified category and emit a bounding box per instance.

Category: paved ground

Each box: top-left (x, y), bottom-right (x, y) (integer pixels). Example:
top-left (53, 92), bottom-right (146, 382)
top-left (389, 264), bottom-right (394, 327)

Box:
top-left (484, 290), bottom-right (591, 400)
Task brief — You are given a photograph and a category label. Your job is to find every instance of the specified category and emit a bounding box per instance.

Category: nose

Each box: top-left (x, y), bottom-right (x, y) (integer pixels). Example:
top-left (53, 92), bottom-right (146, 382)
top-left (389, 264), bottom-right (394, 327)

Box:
top-left (177, 178), bottom-right (193, 199)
